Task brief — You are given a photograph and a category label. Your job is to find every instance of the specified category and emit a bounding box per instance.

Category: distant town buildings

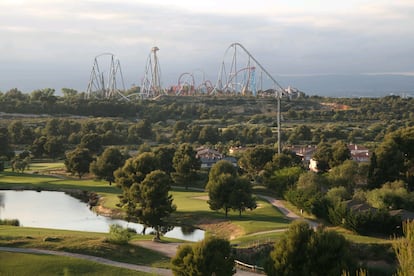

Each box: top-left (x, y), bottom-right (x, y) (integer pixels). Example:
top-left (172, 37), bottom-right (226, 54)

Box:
top-left (288, 144), bottom-right (370, 172)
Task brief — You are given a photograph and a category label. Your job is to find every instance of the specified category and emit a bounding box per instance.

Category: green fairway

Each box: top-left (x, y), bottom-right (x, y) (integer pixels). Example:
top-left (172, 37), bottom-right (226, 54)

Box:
top-left (0, 169), bottom-right (292, 239)
top-left (0, 251), bottom-right (150, 276)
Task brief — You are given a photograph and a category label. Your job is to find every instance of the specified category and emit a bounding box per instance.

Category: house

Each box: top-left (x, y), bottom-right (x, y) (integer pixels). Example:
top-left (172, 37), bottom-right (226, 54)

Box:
top-left (348, 144), bottom-right (370, 162)
top-left (196, 147), bottom-right (237, 169)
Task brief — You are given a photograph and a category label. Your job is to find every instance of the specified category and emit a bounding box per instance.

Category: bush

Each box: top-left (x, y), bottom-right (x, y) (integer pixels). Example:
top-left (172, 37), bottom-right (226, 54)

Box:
top-left (107, 224), bottom-right (132, 245)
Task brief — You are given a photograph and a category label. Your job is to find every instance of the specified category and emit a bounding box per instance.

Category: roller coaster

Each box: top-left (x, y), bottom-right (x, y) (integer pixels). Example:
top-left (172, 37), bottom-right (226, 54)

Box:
top-left (86, 53), bottom-right (128, 100)
top-left (86, 42), bottom-right (291, 100)
top-left (86, 43), bottom-right (288, 152)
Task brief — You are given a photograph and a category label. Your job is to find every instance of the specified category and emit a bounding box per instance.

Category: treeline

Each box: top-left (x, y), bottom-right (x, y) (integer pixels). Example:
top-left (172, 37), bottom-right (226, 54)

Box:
top-left (1, 88), bottom-right (414, 123)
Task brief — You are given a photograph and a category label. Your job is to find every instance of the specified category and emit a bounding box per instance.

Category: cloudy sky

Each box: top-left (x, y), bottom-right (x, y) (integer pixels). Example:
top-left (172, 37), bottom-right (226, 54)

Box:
top-left (1, 0), bottom-right (413, 94)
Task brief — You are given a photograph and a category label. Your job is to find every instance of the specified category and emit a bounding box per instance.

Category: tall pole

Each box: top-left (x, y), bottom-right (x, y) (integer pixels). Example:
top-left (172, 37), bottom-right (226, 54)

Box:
top-left (277, 90), bottom-right (281, 154)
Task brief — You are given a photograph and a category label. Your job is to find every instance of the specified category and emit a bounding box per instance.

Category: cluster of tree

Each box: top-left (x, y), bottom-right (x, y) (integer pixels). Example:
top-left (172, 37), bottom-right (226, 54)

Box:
top-left (206, 160), bottom-right (257, 217)
top-left (110, 144), bottom-right (202, 239)
top-left (267, 126), bottom-right (414, 236)
top-left (264, 221), bottom-right (356, 275)
top-left (171, 237), bottom-right (235, 275)
top-left (10, 151), bottom-right (31, 173)
top-left (1, 89), bottom-right (414, 148)
top-left (368, 126), bottom-right (414, 190)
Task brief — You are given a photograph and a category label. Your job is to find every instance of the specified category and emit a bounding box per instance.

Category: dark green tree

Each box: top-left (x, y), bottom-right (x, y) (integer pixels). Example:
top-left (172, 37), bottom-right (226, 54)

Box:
top-left (44, 118), bottom-right (61, 136)
top-left (129, 170), bottom-right (176, 240)
top-left (44, 136), bottom-right (65, 159)
top-left (90, 147), bottom-right (125, 185)
top-left (64, 147), bottom-right (94, 179)
top-left (30, 136), bottom-right (47, 158)
top-left (206, 160), bottom-right (256, 217)
top-left (0, 127), bottom-right (13, 159)
top-left (238, 146), bottom-right (275, 177)
top-left (207, 173), bottom-right (236, 217)
top-left (265, 221), bottom-right (355, 276)
top-left (153, 145), bottom-right (176, 174)
top-left (172, 143), bottom-right (200, 189)
top-left (330, 140), bottom-right (351, 168)
top-left (80, 133), bottom-right (102, 154)
top-left (171, 237), bottom-right (235, 276)
top-left (198, 125), bottom-right (219, 144)
top-left (312, 143), bottom-right (333, 173)
top-left (229, 177), bottom-right (257, 216)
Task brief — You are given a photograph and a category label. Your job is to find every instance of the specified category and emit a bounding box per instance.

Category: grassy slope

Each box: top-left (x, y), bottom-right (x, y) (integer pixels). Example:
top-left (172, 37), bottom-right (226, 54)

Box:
top-left (0, 251), bottom-right (149, 276)
top-left (0, 226), bottom-right (170, 268)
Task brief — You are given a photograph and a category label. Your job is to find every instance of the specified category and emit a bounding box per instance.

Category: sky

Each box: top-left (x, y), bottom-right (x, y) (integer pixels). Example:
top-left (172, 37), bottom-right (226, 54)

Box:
top-left (1, 0), bottom-right (413, 95)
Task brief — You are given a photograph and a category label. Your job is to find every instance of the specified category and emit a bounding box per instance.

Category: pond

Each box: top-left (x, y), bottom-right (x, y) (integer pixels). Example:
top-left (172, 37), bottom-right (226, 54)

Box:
top-left (0, 190), bottom-right (204, 242)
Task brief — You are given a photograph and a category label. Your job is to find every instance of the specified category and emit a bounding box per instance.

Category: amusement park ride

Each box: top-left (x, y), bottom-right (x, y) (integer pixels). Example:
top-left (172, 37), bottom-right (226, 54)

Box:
top-left (86, 42), bottom-right (296, 100)
top-left (86, 42), bottom-right (301, 153)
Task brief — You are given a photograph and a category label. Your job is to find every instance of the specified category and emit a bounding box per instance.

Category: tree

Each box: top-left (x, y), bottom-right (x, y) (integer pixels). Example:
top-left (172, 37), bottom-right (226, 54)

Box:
top-left (327, 160), bottom-right (360, 191)
top-left (238, 146), bottom-right (275, 178)
top-left (171, 237), bottom-right (235, 276)
top-left (65, 147), bottom-right (94, 179)
top-left (128, 119), bottom-right (153, 142)
top-left (207, 173), bottom-right (236, 217)
top-left (312, 143), bottom-right (333, 173)
top-left (153, 145), bottom-right (176, 174)
top-left (8, 121), bottom-right (24, 144)
top-left (44, 118), bottom-right (60, 136)
top-left (370, 126), bottom-right (414, 189)
top-left (331, 140), bottom-right (351, 168)
top-left (267, 166), bottom-right (303, 196)
top-left (172, 144), bottom-right (200, 189)
top-left (90, 147), bottom-right (125, 185)
top-left (265, 221), bottom-right (313, 276)
top-left (115, 152), bottom-right (159, 191)
top-left (44, 136), bottom-right (65, 159)
top-left (265, 221), bottom-right (355, 276)
top-left (128, 170), bottom-right (176, 240)
top-left (30, 136), bottom-right (47, 158)
top-left (198, 125), bottom-right (219, 144)
top-left (206, 160), bottom-right (256, 217)
top-left (229, 177), bottom-right (257, 216)
top-left (61, 88), bottom-right (78, 98)
top-left (80, 133), bottom-right (102, 154)
top-left (0, 127), bottom-right (13, 160)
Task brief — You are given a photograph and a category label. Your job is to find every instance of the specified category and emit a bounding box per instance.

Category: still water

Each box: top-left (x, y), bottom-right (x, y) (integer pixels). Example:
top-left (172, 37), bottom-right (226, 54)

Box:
top-left (0, 190), bottom-right (204, 242)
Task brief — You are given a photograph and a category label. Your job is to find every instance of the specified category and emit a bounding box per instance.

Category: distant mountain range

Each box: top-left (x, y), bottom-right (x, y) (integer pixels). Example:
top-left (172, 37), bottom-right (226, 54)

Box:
top-left (278, 74), bottom-right (414, 97)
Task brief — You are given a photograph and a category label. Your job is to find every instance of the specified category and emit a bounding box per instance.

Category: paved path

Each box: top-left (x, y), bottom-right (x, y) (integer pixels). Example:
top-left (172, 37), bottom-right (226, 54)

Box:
top-left (0, 246), bottom-right (172, 276)
top-left (259, 195), bottom-right (320, 229)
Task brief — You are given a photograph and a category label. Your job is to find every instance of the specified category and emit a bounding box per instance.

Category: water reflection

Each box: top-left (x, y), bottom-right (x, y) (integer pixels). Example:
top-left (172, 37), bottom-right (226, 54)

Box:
top-left (0, 190), bottom-right (204, 242)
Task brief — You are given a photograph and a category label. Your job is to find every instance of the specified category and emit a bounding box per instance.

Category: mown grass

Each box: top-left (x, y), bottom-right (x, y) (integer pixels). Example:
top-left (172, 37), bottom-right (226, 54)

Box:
top-left (169, 189), bottom-right (291, 237)
top-left (0, 226), bottom-right (170, 269)
top-left (0, 251), bottom-right (150, 276)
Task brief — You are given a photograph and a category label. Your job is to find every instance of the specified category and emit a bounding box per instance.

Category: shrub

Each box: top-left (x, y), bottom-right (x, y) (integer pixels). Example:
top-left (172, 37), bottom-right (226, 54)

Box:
top-left (107, 224), bottom-right (132, 245)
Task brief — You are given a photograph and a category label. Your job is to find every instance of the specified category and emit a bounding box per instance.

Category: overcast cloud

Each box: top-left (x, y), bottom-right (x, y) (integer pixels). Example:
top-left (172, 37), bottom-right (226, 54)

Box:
top-left (1, 0), bottom-right (413, 94)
